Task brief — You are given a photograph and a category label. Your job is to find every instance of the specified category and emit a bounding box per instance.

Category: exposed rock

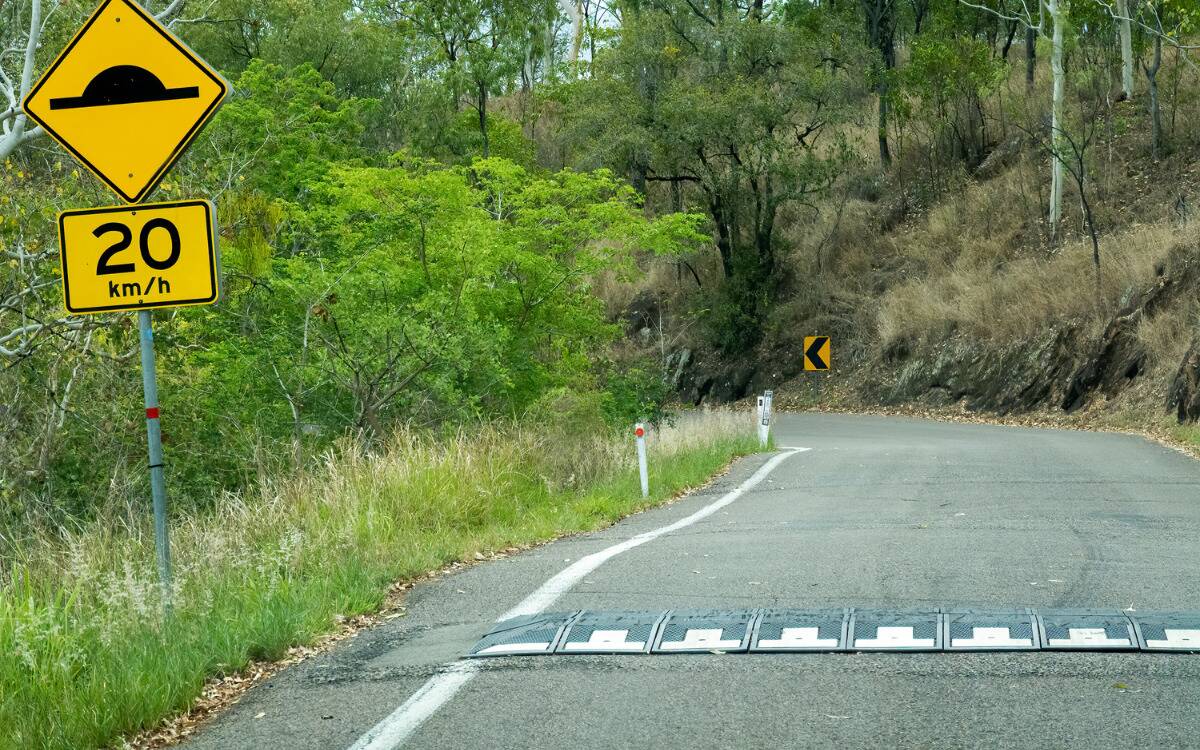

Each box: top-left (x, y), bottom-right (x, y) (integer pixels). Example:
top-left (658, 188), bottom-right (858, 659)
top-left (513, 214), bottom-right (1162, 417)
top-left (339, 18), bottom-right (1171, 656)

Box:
top-left (1061, 311), bottom-right (1147, 413)
top-left (672, 348), bottom-right (754, 405)
top-left (1064, 251), bottom-right (1199, 412)
top-left (709, 363), bottom-right (756, 402)
top-left (882, 327), bottom-right (1081, 414)
top-left (670, 348), bottom-right (692, 390)
top-left (875, 248), bottom-right (1200, 416)
top-left (624, 291), bottom-right (660, 336)
top-left (1167, 340), bottom-right (1200, 422)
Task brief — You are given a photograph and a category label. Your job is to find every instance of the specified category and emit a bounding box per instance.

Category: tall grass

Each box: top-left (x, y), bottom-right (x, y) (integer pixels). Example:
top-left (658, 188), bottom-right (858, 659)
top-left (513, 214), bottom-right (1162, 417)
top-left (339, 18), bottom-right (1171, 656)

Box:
top-left (0, 410), bottom-right (758, 750)
top-left (876, 218), bottom-right (1190, 348)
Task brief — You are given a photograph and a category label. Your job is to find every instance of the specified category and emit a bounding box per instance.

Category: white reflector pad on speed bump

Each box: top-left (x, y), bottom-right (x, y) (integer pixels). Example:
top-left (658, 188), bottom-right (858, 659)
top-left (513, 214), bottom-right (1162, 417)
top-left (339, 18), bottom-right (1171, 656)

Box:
top-left (759, 627), bottom-right (838, 649)
top-left (953, 627), bottom-right (1033, 648)
top-left (857, 626), bottom-right (934, 649)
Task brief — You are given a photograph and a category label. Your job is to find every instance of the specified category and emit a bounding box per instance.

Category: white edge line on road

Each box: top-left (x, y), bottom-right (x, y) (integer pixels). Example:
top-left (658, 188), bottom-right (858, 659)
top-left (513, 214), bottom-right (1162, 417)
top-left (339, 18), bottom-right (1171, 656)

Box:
top-left (346, 447), bottom-right (809, 750)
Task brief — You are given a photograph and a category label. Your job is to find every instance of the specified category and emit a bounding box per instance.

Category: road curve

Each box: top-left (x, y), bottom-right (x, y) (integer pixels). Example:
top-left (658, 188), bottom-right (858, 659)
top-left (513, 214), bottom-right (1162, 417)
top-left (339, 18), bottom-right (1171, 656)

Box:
top-left (183, 413), bottom-right (1200, 750)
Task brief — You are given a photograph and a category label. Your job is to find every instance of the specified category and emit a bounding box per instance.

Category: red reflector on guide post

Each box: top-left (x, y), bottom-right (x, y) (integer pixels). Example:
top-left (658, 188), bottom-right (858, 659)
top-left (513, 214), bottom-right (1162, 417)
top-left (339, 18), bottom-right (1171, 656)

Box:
top-left (635, 426), bottom-right (645, 438)
top-left (146, 407), bottom-right (160, 419)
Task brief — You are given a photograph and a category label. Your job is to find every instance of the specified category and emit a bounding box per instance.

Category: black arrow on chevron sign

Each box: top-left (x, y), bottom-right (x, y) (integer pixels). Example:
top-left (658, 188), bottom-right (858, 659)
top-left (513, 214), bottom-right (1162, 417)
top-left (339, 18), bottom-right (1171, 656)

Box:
top-left (805, 336), bottom-right (830, 370)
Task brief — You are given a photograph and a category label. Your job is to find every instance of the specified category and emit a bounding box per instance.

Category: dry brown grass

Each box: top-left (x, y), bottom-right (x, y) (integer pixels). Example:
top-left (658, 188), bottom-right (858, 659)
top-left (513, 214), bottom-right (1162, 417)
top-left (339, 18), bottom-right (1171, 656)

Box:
top-left (1137, 301), bottom-right (1196, 379)
top-left (877, 218), bottom-right (1189, 348)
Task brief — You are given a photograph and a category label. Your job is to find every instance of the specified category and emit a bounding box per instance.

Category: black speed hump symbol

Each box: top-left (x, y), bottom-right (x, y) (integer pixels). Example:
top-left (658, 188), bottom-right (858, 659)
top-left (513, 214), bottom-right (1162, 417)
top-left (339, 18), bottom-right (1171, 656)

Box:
top-left (50, 65), bottom-right (199, 110)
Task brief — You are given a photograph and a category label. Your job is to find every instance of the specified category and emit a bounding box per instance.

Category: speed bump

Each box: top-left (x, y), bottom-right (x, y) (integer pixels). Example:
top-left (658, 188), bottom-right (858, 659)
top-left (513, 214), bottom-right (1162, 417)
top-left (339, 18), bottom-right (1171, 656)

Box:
top-left (1130, 612), bottom-right (1200, 651)
top-left (467, 611), bottom-right (579, 657)
top-left (556, 610), bottom-right (668, 654)
top-left (1037, 609), bottom-right (1136, 650)
top-left (750, 608), bottom-right (849, 652)
top-left (651, 609), bottom-right (758, 653)
top-left (468, 608), bottom-right (1200, 657)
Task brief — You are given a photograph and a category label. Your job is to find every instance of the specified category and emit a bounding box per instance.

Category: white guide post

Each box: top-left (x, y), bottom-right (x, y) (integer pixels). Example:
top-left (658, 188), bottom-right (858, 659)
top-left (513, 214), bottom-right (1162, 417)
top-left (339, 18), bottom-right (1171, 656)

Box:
top-left (758, 390), bottom-right (773, 448)
top-left (635, 422), bottom-right (649, 498)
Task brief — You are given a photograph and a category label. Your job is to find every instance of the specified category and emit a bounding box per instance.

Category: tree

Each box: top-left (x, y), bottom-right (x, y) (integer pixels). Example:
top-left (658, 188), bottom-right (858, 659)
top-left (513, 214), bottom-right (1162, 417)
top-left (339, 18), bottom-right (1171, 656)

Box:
top-left (569, 0), bottom-right (855, 352)
top-left (1118, 0), bottom-right (1135, 98)
top-left (277, 156), bottom-right (704, 433)
top-left (959, 0), bottom-right (1068, 237)
top-left (1095, 0), bottom-right (1200, 158)
top-left (862, 0), bottom-right (898, 167)
top-left (388, 0), bottom-right (557, 158)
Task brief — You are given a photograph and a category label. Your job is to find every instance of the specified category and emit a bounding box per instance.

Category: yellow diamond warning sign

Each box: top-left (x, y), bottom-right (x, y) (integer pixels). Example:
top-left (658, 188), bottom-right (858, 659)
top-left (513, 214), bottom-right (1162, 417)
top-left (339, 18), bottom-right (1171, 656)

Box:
top-left (22, 0), bottom-right (228, 203)
top-left (59, 200), bottom-right (219, 314)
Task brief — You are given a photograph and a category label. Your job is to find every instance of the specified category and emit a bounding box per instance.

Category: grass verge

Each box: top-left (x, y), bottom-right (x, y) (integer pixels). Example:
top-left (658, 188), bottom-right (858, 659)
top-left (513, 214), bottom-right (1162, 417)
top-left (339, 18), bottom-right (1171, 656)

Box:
top-left (0, 410), bottom-right (758, 750)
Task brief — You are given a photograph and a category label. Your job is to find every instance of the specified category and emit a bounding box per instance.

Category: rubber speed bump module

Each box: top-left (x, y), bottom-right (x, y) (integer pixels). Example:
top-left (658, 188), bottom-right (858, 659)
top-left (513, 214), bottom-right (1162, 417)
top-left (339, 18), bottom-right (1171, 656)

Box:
top-left (943, 609), bottom-right (1039, 651)
top-left (1131, 612), bottom-right (1200, 652)
top-left (556, 611), bottom-right (668, 654)
top-left (467, 612), bottom-right (579, 657)
top-left (1037, 609), bottom-right (1137, 650)
top-left (848, 609), bottom-right (942, 651)
top-left (750, 609), bottom-right (849, 652)
top-left (651, 610), bottom-right (758, 653)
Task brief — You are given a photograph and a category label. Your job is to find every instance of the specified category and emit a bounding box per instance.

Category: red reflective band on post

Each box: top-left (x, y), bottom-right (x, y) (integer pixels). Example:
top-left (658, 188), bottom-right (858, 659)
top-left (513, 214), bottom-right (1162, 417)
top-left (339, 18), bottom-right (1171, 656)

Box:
top-left (146, 407), bottom-right (160, 419)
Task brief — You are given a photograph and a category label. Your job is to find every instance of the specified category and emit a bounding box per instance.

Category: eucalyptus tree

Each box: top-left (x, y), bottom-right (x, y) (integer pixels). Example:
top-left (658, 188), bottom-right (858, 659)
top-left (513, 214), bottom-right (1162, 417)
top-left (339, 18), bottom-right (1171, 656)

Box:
top-left (958, 0), bottom-right (1069, 236)
top-left (385, 0), bottom-right (559, 157)
top-left (570, 0), bottom-right (857, 351)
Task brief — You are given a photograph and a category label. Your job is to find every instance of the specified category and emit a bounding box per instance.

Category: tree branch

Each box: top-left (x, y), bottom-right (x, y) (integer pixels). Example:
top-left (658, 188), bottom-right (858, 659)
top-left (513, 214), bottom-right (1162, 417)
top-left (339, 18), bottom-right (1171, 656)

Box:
top-left (958, 0), bottom-right (1037, 29)
top-left (155, 0), bottom-right (188, 23)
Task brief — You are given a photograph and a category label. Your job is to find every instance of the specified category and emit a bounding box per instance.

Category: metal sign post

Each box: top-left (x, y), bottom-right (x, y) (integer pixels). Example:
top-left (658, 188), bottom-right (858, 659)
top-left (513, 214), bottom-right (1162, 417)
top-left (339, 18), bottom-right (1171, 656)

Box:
top-left (635, 423), bottom-right (649, 498)
top-left (138, 310), bottom-right (172, 607)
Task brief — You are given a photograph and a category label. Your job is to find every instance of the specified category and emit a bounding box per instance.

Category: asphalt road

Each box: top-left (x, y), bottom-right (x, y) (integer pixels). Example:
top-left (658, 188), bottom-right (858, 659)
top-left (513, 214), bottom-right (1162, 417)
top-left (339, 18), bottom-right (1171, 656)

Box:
top-left (183, 413), bottom-right (1200, 750)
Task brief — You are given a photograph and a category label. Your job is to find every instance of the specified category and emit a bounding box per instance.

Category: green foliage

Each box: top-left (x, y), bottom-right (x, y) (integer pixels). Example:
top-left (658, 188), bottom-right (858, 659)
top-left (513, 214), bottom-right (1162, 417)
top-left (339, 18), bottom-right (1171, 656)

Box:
top-left (443, 110), bottom-right (538, 166)
top-left (565, 3), bottom-right (858, 353)
top-left (1, 45), bottom-right (710, 520)
top-left (0, 419), bottom-right (757, 750)
top-left (108, 154), bottom-right (703, 503)
top-left (197, 61), bottom-right (377, 199)
top-left (598, 360), bottom-right (675, 427)
top-left (895, 35), bottom-right (1007, 177)
top-left (186, 0), bottom-right (401, 97)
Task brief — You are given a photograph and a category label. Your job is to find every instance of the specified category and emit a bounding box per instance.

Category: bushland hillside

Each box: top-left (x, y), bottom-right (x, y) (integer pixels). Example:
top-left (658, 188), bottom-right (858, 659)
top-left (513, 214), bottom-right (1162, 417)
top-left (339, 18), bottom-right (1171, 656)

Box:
top-left (593, 2), bottom-right (1200, 437)
top-left (6, 1), bottom-right (1200, 747)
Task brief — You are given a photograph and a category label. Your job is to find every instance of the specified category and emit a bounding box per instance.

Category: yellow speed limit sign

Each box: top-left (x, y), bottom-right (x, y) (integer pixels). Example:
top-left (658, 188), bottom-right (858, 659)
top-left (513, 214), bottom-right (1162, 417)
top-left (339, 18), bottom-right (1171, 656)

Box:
top-left (58, 200), bottom-right (219, 315)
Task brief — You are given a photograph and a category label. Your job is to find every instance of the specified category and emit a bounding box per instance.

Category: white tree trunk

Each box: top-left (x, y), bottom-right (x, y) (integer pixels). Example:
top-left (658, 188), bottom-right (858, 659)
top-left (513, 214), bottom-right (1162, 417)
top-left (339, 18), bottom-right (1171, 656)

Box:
top-left (1117, 0), bottom-right (1134, 98)
top-left (558, 0), bottom-right (583, 75)
top-left (1049, 0), bottom-right (1065, 237)
top-left (0, 0), bottom-right (43, 161)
